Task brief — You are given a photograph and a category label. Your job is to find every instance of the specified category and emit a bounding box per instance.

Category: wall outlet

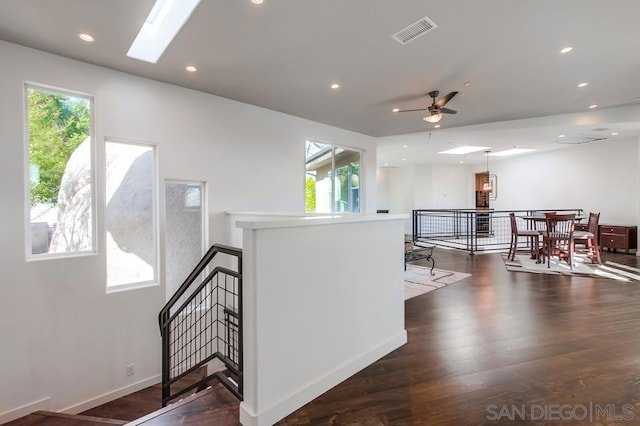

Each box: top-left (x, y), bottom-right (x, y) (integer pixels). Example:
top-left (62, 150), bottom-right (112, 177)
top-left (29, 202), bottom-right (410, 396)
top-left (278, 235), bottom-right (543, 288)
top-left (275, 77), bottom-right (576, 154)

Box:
top-left (126, 364), bottom-right (135, 376)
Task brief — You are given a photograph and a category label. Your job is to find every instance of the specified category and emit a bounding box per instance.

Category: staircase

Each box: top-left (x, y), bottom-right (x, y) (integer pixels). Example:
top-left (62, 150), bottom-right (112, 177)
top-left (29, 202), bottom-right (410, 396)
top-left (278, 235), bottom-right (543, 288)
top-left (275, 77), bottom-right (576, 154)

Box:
top-left (126, 382), bottom-right (240, 425)
top-left (158, 243), bottom-right (243, 406)
top-left (5, 244), bottom-right (243, 426)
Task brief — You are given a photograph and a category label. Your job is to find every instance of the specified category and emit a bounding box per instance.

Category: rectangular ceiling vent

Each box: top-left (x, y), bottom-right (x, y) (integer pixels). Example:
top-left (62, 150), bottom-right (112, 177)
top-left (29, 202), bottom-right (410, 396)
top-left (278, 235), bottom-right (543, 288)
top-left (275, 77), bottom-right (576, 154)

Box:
top-left (554, 136), bottom-right (607, 145)
top-left (392, 16), bottom-right (438, 45)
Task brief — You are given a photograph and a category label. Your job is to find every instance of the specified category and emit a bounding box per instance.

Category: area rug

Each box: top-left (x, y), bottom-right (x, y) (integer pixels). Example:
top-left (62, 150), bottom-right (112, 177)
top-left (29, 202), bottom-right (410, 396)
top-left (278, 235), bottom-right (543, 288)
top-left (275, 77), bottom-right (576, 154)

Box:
top-left (404, 265), bottom-right (472, 300)
top-left (502, 253), bottom-right (640, 282)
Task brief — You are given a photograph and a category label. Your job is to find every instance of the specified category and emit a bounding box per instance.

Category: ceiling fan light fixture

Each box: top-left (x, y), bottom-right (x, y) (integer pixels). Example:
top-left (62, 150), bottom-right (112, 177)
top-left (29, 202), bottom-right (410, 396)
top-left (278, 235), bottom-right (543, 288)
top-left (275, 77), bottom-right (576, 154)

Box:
top-left (422, 111), bottom-right (442, 123)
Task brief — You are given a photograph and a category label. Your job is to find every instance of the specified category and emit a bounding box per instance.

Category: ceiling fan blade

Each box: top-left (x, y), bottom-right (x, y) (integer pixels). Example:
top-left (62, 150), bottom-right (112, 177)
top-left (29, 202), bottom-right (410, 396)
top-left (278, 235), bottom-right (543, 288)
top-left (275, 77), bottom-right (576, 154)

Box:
top-left (395, 108), bottom-right (429, 113)
top-left (440, 107), bottom-right (457, 114)
top-left (435, 91), bottom-right (458, 107)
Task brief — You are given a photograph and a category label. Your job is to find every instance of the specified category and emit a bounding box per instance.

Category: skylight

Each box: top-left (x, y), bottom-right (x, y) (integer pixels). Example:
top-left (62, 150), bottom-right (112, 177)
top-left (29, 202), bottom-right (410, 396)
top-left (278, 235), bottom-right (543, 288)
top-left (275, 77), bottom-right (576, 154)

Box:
top-left (439, 146), bottom-right (491, 155)
top-left (127, 0), bottom-right (201, 64)
top-left (489, 148), bottom-right (536, 157)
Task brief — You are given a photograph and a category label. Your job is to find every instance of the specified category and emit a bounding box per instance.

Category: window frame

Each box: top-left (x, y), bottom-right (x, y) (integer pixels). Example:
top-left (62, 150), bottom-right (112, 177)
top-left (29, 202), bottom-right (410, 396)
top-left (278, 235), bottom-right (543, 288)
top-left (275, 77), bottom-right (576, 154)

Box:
top-left (104, 137), bottom-right (159, 293)
top-left (163, 179), bottom-right (208, 301)
top-left (24, 82), bottom-right (97, 261)
top-left (304, 140), bottom-right (363, 214)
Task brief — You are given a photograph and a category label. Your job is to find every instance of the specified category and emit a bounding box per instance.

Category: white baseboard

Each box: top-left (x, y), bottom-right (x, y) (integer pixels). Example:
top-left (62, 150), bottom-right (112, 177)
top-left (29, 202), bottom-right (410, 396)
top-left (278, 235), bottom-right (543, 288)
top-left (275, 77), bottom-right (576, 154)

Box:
top-left (60, 374), bottom-right (161, 415)
top-left (239, 330), bottom-right (407, 426)
top-left (0, 397), bottom-right (51, 424)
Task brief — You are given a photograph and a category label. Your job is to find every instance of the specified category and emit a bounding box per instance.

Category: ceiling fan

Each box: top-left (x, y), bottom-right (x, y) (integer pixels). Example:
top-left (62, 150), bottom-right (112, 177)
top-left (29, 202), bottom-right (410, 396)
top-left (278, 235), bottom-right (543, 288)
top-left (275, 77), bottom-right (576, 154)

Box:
top-left (395, 90), bottom-right (458, 123)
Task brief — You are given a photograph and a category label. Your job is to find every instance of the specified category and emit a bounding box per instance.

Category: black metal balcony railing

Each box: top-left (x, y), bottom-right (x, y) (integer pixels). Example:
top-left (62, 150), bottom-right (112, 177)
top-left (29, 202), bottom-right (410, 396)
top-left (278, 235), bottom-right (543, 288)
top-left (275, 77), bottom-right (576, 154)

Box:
top-left (158, 244), bottom-right (243, 406)
top-left (412, 209), bottom-right (583, 255)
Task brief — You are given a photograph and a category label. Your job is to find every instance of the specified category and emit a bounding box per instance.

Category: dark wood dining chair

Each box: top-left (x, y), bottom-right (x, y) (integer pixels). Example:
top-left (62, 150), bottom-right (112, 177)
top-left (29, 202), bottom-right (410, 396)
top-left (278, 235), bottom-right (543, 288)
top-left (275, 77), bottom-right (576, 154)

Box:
top-left (508, 212), bottom-right (540, 261)
top-left (530, 211), bottom-right (555, 233)
top-left (540, 213), bottom-right (575, 269)
top-left (572, 212), bottom-right (601, 264)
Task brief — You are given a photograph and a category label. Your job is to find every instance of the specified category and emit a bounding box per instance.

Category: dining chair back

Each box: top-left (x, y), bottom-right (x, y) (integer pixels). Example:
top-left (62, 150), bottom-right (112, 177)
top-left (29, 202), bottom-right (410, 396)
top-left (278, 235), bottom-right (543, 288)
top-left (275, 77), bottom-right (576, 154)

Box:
top-left (541, 214), bottom-right (575, 269)
top-left (573, 212), bottom-right (601, 264)
top-left (531, 211), bottom-right (555, 232)
top-left (508, 212), bottom-right (540, 261)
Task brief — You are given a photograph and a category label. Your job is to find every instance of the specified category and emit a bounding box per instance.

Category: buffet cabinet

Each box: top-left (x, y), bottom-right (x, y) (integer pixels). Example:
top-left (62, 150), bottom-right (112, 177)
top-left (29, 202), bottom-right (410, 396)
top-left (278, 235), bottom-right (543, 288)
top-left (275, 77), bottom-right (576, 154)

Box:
top-left (599, 225), bottom-right (637, 254)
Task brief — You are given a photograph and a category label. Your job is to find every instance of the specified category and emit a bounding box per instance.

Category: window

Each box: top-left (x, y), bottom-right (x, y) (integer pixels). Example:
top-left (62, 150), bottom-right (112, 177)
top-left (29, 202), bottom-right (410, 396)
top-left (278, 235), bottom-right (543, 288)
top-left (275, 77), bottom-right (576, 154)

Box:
top-left (26, 85), bottom-right (94, 258)
top-left (305, 141), bottom-right (361, 213)
top-left (165, 180), bottom-right (205, 300)
top-left (105, 139), bottom-right (157, 289)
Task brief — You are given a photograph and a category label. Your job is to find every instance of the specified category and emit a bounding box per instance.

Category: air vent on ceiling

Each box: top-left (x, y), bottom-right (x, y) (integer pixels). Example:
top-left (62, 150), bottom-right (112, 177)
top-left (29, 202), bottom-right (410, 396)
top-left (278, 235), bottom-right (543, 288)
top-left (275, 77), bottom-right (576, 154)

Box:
top-left (392, 16), bottom-right (438, 45)
top-left (554, 136), bottom-right (607, 145)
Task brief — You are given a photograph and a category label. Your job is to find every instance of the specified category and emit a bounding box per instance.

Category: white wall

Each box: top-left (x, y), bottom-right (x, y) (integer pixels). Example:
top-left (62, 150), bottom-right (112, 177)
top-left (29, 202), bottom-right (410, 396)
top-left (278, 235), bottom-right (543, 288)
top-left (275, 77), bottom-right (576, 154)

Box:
top-left (378, 163), bottom-right (473, 233)
top-left (484, 137), bottom-right (639, 224)
top-left (376, 168), bottom-right (391, 211)
top-left (429, 164), bottom-right (474, 208)
top-left (0, 41), bottom-right (377, 421)
top-left (379, 137), bottom-right (639, 234)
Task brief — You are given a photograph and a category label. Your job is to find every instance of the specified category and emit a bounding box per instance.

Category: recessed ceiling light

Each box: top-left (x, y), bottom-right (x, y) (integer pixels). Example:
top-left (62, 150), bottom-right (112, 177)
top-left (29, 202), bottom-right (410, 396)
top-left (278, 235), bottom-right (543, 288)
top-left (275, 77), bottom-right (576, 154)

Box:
top-left (489, 148), bottom-right (536, 157)
top-left (434, 124), bottom-right (441, 128)
top-left (558, 134), bottom-right (566, 138)
top-left (392, 108), bottom-right (399, 113)
top-left (402, 145), bottom-right (408, 148)
top-left (459, 161), bottom-right (464, 164)
top-left (330, 83), bottom-right (340, 89)
top-left (611, 132), bottom-right (619, 136)
top-left (560, 46), bottom-right (573, 54)
top-left (78, 33), bottom-right (94, 42)
top-left (464, 82), bottom-right (471, 87)
top-left (252, 0), bottom-right (263, 3)
top-left (402, 158), bottom-right (407, 161)
top-left (439, 146), bottom-right (491, 155)
top-left (577, 82), bottom-right (588, 88)
top-left (589, 104), bottom-right (598, 109)
top-left (384, 163), bottom-right (389, 166)
top-left (185, 65), bottom-right (197, 72)
top-left (127, 0), bottom-right (202, 64)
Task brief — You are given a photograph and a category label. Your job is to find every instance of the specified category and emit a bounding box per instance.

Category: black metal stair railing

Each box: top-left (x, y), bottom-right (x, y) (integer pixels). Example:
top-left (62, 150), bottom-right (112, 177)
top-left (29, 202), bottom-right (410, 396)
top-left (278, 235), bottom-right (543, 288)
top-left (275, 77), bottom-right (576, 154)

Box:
top-left (158, 244), bottom-right (242, 407)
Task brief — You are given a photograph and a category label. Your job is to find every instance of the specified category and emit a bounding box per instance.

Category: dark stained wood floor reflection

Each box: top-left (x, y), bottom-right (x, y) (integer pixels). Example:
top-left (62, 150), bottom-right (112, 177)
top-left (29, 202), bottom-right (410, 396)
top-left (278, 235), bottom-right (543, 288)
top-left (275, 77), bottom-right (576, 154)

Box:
top-left (280, 249), bottom-right (640, 425)
top-left (15, 249), bottom-right (640, 425)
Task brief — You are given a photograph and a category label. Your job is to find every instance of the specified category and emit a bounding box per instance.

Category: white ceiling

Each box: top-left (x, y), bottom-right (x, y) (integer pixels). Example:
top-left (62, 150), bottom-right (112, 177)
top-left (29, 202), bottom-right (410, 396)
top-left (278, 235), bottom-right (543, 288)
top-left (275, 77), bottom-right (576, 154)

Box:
top-left (1, 0), bottom-right (639, 165)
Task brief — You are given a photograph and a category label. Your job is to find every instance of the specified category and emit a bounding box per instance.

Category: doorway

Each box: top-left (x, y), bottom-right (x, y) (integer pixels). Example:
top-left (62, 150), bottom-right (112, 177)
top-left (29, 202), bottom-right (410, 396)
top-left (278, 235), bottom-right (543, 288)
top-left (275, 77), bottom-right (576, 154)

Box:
top-left (475, 173), bottom-right (490, 236)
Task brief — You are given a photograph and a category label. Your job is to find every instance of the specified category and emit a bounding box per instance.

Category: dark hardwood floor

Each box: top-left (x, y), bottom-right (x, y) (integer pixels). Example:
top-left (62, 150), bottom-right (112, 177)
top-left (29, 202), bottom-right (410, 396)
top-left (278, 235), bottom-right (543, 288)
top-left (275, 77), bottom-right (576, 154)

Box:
top-left (280, 249), bottom-right (640, 425)
top-left (10, 248), bottom-right (640, 425)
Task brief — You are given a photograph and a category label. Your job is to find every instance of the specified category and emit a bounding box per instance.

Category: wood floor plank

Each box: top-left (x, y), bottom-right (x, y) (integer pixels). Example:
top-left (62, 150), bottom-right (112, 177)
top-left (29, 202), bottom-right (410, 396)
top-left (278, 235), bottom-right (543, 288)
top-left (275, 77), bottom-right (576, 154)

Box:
top-left (3, 411), bottom-right (127, 425)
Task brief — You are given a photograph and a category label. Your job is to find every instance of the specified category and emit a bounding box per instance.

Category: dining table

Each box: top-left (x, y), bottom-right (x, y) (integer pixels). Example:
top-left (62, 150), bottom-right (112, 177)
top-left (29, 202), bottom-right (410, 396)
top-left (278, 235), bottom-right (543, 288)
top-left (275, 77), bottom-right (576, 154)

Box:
top-left (518, 213), bottom-right (582, 264)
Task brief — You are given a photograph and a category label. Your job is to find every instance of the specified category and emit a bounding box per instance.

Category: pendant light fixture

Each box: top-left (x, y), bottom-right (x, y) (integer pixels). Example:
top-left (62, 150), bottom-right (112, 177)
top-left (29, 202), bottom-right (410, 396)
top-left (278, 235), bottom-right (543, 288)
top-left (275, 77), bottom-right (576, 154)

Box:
top-left (482, 150), bottom-right (492, 192)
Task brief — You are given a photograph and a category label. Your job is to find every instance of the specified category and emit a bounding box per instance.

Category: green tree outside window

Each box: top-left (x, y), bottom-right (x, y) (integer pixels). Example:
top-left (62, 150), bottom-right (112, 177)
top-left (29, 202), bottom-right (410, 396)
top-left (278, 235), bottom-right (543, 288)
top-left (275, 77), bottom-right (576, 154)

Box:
top-left (28, 89), bottom-right (90, 205)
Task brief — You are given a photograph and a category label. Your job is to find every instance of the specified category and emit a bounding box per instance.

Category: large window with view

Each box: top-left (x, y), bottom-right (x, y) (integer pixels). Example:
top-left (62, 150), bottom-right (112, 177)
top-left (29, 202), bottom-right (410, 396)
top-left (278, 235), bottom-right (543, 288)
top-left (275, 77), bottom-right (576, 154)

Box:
top-left (305, 140), bottom-right (360, 213)
top-left (105, 139), bottom-right (157, 290)
top-left (26, 85), bottom-right (94, 258)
